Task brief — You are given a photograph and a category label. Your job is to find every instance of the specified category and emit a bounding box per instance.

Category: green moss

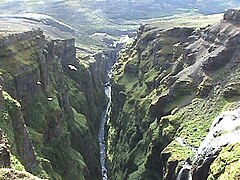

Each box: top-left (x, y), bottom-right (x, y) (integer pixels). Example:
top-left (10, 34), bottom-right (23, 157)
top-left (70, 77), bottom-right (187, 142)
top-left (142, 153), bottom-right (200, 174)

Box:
top-left (27, 127), bottom-right (43, 155)
top-left (0, 38), bottom-right (39, 74)
top-left (3, 91), bottom-right (20, 107)
top-left (38, 157), bottom-right (62, 180)
top-left (65, 75), bottom-right (87, 112)
top-left (208, 143), bottom-right (240, 180)
top-left (0, 168), bottom-right (39, 180)
top-left (0, 92), bottom-right (20, 155)
top-left (10, 155), bottom-right (25, 171)
top-left (163, 140), bottom-right (193, 162)
top-left (24, 89), bottom-right (62, 134)
top-left (177, 98), bottom-right (227, 147)
top-left (71, 108), bottom-right (88, 134)
top-left (45, 136), bottom-right (87, 180)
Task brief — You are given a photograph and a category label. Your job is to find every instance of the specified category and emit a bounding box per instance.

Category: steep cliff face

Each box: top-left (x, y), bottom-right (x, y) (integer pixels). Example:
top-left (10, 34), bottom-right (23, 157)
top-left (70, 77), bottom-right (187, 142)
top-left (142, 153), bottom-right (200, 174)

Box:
top-left (0, 29), bottom-right (112, 179)
top-left (108, 9), bottom-right (240, 180)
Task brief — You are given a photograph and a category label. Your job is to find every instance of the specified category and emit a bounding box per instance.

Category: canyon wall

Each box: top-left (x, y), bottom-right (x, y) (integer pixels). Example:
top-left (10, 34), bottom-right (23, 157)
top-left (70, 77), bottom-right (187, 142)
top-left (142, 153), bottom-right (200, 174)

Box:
top-left (108, 9), bottom-right (240, 180)
top-left (0, 29), bottom-right (114, 179)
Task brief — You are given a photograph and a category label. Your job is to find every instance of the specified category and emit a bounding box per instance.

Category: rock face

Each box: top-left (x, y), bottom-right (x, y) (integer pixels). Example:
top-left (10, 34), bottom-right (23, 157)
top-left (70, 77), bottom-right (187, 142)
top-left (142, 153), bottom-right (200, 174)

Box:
top-left (0, 86), bottom-right (3, 107)
top-left (108, 9), bottom-right (240, 180)
top-left (7, 102), bottom-right (37, 172)
top-left (224, 9), bottom-right (240, 24)
top-left (0, 129), bottom-right (10, 168)
top-left (191, 109), bottom-right (240, 180)
top-left (0, 29), bottom-right (114, 179)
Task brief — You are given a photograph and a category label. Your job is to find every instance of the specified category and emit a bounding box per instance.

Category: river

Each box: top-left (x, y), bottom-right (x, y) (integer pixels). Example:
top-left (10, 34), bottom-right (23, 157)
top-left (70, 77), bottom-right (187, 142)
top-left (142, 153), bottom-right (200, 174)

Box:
top-left (98, 72), bottom-right (112, 180)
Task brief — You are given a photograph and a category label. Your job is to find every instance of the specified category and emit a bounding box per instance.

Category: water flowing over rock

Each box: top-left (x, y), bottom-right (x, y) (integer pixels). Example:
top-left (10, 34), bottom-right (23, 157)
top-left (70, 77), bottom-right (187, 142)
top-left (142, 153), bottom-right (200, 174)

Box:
top-left (0, 27), bottom-right (117, 179)
top-left (99, 72), bottom-right (112, 180)
top-left (176, 164), bottom-right (192, 180)
top-left (191, 108), bottom-right (240, 179)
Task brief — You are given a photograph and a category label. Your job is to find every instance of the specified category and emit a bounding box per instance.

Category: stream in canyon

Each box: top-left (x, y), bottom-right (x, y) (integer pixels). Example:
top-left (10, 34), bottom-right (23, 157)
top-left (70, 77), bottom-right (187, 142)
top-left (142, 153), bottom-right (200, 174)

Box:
top-left (98, 71), bottom-right (112, 180)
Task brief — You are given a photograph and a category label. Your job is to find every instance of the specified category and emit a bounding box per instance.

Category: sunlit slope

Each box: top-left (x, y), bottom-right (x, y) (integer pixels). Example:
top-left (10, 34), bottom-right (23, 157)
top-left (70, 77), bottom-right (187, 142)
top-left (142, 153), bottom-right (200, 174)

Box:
top-left (0, 0), bottom-right (239, 49)
top-left (147, 14), bottom-right (223, 29)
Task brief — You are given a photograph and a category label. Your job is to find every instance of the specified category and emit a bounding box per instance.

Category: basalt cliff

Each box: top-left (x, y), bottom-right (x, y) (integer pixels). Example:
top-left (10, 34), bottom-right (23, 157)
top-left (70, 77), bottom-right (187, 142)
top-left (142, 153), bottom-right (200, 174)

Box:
top-left (0, 29), bottom-right (116, 179)
top-left (108, 9), bottom-right (240, 180)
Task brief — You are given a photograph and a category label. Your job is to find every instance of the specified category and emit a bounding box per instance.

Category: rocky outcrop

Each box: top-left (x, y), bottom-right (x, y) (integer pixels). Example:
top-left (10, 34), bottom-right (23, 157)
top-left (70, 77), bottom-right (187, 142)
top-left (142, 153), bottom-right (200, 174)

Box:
top-left (224, 9), bottom-right (240, 24)
top-left (0, 169), bottom-right (41, 180)
top-left (7, 102), bottom-right (37, 172)
top-left (108, 9), bottom-right (240, 180)
top-left (191, 109), bottom-right (240, 179)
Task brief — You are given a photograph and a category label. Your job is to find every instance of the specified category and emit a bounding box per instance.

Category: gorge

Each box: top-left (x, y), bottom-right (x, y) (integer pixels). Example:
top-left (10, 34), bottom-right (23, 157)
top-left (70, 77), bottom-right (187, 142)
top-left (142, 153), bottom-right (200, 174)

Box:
top-left (1, 2), bottom-right (240, 180)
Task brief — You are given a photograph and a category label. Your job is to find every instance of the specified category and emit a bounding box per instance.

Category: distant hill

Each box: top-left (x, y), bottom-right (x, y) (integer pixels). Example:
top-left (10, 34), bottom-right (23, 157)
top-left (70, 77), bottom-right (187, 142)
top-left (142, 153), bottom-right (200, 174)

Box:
top-left (0, 0), bottom-right (239, 49)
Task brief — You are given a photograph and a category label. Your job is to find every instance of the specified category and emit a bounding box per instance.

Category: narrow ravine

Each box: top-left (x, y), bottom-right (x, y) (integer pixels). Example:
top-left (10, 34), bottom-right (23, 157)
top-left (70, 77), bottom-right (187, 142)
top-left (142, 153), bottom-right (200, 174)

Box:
top-left (98, 71), bottom-right (112, 180)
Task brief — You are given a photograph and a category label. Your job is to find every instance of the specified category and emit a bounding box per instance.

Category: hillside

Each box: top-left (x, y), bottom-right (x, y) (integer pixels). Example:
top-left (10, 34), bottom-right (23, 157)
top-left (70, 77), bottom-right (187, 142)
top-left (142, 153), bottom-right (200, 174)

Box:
top-left (108, 9), bottom-right (240, 179)
top-left (0, 0), bottom-right (240, 49)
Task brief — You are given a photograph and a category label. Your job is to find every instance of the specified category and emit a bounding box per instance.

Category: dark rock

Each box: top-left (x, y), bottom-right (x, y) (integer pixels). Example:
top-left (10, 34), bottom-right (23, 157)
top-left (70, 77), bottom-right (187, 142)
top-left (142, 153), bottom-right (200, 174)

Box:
top-left (7, 103), bottom-right (37, 172)
top-left (166, 27), bottom-right (194, 39)
top-left (192, 155), bottom-right (216, 180)
top-left (0, 86), bottom-right (3, 107)
top-left (0, 129), bottom-right (10, 168)
top-left (185, 53), bottom-right (196, 66)
top-left (224, 9), bottom-right (240, 24)
top-left (197, 77), bottom-right (213, 97)
top-left (201, 48), bottom-right (234, 71)
top-left (223, 83), bottom-right (240, 98)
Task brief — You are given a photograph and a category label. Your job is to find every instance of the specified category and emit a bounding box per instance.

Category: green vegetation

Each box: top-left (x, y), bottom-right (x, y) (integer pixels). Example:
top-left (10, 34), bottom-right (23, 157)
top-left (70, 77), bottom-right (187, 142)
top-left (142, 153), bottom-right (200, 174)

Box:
top-left (108, 13), bottom-right (240, 179)
top-left (0, 28), bottom-right (107, 179)
top-left (0, 168), bottom-right (39, 180)
top-left (148, 14), bottom-right (222, 29)
top-left (208, 143), bottom-right (240, 180)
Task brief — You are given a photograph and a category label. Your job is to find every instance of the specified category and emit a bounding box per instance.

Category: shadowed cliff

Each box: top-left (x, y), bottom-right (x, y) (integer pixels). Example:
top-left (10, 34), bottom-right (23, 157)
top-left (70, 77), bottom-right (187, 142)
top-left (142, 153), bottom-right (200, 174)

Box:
top-left (0, 29), bottom-right (116, 179)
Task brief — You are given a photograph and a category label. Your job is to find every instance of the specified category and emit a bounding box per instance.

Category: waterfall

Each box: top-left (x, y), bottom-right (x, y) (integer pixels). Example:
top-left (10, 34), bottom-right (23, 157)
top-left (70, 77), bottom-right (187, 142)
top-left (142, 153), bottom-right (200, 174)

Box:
top-left (176, 108), bottom-right (240, 180)
top-left (176, 164), bottom-right (192, 180)
top-left (98, 71), bottom-right (112, 180)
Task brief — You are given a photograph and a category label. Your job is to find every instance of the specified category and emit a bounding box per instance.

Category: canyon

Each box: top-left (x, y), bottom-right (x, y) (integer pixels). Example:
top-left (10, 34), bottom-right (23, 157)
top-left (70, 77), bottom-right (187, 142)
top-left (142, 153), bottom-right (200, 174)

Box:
top-left (0, 1), bottom-right (240, 180)
top-left (0, 29), bottom-right (117, 179)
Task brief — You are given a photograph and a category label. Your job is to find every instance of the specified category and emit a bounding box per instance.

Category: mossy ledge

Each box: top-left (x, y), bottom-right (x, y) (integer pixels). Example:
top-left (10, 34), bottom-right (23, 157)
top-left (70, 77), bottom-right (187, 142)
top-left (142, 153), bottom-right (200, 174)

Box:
top-left (108, 9), bottom-right (240, 180)
top-left (0, 29), bottom-right (114, 179)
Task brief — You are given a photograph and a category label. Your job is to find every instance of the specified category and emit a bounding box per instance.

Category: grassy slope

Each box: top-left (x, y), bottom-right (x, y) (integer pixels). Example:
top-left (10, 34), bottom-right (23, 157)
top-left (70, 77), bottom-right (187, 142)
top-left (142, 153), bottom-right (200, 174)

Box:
top-left (147, 14), bottom-right (223, 29)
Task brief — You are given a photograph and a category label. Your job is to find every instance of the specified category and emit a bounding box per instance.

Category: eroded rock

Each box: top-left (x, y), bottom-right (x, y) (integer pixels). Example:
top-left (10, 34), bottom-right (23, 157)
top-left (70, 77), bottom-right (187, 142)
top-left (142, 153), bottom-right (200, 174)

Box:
top-left (224, 9), bottom-right (240, 24)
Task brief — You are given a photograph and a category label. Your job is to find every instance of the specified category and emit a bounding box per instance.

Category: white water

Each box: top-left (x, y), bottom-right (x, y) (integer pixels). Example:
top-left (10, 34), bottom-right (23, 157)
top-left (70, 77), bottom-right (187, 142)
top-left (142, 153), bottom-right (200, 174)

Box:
top-left (176, 163), bottom-right (192, 180)
top-left (176, 108), bottom-right (240, 179)
top-left (98, 72), bottom-right (112, 180)
top-left (197, 108), bottom-right (240, 155)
